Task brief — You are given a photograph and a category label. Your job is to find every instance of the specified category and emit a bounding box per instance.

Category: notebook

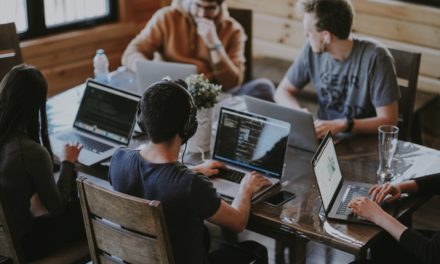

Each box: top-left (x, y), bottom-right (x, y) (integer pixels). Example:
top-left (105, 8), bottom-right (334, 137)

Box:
top-left (211, 107), bottom-right (290, 201)
top-left (50, 79), bottom-right (140, 166)
top-left (311, 131), bottom-right (394, 224)
top-left (244, 96), bottom-right (318, 152)
top-left (135, 60), bottom-right (197, 90)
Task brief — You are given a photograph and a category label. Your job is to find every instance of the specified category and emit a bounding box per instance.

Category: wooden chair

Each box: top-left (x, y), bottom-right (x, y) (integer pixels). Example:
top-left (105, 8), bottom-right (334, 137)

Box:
top-left (388, 47), bottom-right (421, 141)
top-left (229, 8), bottom-right (253, 83)
top-left (0, 23), bottom-right (23, 81)
top-left (77, 177), bottom-right (174, 264)
top-left (0, 191), bottom-right (89, 264)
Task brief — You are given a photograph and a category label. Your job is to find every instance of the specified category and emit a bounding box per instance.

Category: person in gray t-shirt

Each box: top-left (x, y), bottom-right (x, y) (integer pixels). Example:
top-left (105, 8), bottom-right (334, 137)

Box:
top-left (274, 0), bottom-right (400, 139)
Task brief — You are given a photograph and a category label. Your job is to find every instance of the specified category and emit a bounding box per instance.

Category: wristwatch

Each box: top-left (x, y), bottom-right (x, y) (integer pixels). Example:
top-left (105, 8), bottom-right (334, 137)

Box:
top-left (345, 116), bottom-right (354, 133)
top-left (208, 42), bottom-right (222, 51)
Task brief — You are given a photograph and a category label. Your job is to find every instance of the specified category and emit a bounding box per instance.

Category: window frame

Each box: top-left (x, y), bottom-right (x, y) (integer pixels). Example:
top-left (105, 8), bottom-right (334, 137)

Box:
top-left (19, 0), bottom-right (118, 40)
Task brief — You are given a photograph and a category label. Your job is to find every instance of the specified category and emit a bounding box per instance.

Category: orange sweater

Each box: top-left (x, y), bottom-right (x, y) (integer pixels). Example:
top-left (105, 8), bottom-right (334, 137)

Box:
top-left (122, 0), bottom-right (246, 91)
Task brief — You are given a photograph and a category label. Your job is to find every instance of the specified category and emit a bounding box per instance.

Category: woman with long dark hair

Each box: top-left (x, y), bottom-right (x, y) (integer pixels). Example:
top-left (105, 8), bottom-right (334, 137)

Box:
top-left (0, 64), bottom-right (85, 260)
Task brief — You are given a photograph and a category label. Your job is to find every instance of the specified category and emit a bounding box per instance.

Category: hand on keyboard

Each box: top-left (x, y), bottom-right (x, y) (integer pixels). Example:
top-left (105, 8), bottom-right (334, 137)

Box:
top-left (368, 183), bottom-right (402, 204)
top-left (61, 142), bottom-right (83, 163)
top-left (192, 160), bottom-right (227, 177)
top-left (347, 196), bottom-right (386, 224)
top-left (239, 171), bottom-right (272, 195)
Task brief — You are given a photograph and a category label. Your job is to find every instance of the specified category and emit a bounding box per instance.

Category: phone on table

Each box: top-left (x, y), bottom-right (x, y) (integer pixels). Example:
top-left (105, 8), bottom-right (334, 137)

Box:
top-left (264, 191), bottom-right (295, 206)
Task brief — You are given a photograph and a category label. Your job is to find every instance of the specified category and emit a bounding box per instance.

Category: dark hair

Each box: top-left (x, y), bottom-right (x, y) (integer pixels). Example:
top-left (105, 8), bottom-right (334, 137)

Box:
top-left (300, 0), bottom-right (354, 39)
top-left (0, 64), bottom-right (53, 159)
top-left (140, 80), bottom-right (192, 144)
top-left (205, 0), bottom-right (224, 5)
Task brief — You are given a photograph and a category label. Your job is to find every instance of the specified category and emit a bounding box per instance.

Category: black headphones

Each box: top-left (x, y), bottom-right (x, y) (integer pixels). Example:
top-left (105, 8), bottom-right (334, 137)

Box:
top-left (137, 80), bottom-right (198, 144)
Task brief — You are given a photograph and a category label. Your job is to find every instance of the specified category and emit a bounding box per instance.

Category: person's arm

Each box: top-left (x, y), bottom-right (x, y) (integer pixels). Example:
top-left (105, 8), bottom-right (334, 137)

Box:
top-left (274, 77), bottom-right (303, 110)
top-left (349, 197), bottom-right (407, 240)
top-left (121, 10), bottom-right (165, 72)
top-left (207, 171), bottom-right (271, 232)
top-left (191, 160), bottom-right (227, 177)
top-left (195, 18), bottom-right (245, 90)
top-left (399, 229), bottom-right (440, 264)
top-left (314, 101), bottom-right (398, 139)
top-left (28, 144), bottom-right (80, 216)
top-left (414, 173), bottom-right (440, 195)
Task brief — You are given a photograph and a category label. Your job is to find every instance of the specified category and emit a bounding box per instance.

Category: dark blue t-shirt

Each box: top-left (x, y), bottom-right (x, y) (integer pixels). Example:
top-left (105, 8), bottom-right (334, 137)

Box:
top-left (108, 148), bottom-right (221, 264)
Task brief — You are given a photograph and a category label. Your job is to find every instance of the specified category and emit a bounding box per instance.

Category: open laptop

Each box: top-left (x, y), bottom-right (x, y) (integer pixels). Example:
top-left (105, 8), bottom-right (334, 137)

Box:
top-left (50, 79), bottom-right (140, 166)
top-left (211, 107), bottom-right (291, 201)
top-left (135, 60), bottom-right (197, 90)
top-left (311, 131), bottom-right (393, 224)
top-left (244, 96), bottom-right (318, 152)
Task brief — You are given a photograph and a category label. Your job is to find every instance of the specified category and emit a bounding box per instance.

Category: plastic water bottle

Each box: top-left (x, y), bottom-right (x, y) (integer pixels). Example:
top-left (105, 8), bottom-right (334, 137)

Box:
top-left (93, 49), bottom-right (109, 83)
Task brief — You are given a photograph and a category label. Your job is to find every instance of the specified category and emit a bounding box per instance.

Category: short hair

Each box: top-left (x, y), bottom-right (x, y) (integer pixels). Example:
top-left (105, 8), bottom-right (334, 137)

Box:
top-left (299, 0), bottom-right (354, 39)
top-left (201, 0), bottom-right (225, 5)
top-left (140, 80), bottom-right (192, 144)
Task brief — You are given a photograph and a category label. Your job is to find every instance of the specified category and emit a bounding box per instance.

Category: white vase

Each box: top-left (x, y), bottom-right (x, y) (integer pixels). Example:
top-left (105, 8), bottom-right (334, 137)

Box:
top-left (187, 107), bottom-right (213, 153)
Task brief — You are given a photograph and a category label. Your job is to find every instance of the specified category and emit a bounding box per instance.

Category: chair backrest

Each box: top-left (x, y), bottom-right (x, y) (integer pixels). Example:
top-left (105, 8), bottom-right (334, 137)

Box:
top-left (0, 188), bottom-right (89, 264)
top-left (388, 47), bottom-right (421, 141)
top-left (77, 177), bottom-right (174, 264)
top-left (229, 8), bottom-right (253, 83)
top-left (0, 23), bottom-right (23, 81)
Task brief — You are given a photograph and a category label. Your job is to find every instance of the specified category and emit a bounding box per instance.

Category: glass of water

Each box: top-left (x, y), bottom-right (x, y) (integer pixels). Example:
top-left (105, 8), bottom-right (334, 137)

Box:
top-left (377, 125), bottom-right (399, 183)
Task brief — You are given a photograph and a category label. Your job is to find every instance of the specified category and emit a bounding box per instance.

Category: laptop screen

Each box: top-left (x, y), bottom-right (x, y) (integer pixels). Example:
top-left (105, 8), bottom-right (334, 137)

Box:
top-left (73, 81), bottom-right (140, 145)
top-left (311, 133), bottom-right (343, 212)
top-left (213, 108), bottom-right (290, 178)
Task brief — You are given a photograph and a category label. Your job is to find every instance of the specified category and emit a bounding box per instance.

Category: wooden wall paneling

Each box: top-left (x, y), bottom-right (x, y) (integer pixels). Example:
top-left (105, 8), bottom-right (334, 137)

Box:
top-left (226, 0), bottom-right (297, 19)
top-left (253, 13), bottom-right (305, 48)
top-left (351, 0), bottom-right (440, 27)
top-left (353, 12), bottom-right (440, 50)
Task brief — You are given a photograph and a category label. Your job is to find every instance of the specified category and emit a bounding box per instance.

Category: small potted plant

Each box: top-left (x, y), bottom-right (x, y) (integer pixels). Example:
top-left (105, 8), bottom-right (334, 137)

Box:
top-left (185, 74), bottom-right (222, 153)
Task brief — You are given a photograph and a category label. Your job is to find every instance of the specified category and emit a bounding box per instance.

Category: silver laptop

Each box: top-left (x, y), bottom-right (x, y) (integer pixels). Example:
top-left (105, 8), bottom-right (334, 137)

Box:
top-left (50, 79), bottom-right (140, 166)
top-left (244, 96), bottom-right (318, 152)
top-left (311, 131), bottom-right (394, 224)
top-left (211, 107), bottom-right (290, 201)
top-left (135, 60), bottom-right (197, 90)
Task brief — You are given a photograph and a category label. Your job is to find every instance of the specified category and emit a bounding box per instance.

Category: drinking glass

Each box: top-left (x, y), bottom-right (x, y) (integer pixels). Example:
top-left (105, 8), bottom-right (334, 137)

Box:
top-left (377, 125), bottom-right (399, 183)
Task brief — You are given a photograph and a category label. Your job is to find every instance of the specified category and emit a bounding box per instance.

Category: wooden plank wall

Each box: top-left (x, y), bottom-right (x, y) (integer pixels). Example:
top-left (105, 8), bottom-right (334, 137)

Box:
top-left (20, 0), bottom-right (169, 96)
top-left (228, 0), bottom-right (440, 94)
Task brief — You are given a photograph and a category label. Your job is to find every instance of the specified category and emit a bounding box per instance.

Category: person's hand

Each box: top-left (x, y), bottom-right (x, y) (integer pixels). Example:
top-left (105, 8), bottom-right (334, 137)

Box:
top-left (195, 17), bottom-right (221, 48)
top-left (348, 197), bottom-right (387, 223)
top-left (192, 160), bottom-right (226, 177)
top-left (239, 171), bottom-right (272, 195)
top-left (369, 183), bottom-right (402, 204)
top-left (62, 142), bottom-right (83, 163)
top-left (314, 119), bottom-right (346, 139)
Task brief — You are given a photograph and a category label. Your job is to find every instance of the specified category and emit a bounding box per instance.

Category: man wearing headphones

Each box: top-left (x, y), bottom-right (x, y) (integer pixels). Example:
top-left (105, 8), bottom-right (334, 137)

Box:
top-left (274, 0), bottom-right (400, 139)
top-left (108, 80), bottom-right (271, 264)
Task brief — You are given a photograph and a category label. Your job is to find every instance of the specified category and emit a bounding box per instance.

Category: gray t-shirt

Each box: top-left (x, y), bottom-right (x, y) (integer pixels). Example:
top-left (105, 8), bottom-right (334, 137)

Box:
top-left (286, 38), bottom-right (400, 120)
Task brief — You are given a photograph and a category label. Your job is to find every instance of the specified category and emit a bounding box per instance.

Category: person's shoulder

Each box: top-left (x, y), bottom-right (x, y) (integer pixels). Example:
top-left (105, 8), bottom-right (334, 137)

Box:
top-left (356, 37), bottom-right (392, 59)
top-left (111, 147), bottom-right (138, 163)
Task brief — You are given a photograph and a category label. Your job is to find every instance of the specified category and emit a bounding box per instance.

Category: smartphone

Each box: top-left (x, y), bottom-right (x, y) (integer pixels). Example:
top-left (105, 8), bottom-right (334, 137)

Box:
top-left (264, 191), bottom-right (296, 206)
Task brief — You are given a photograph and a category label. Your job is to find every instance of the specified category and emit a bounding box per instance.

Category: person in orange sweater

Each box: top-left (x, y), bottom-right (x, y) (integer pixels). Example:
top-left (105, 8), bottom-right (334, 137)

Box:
top-left (122, 0), bottom-right (275, 101)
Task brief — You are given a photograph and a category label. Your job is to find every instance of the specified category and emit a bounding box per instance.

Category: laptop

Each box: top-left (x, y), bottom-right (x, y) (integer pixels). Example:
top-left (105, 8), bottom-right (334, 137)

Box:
top-left (211, 107), bottom-right (291, 201)
top-left (244, 96), bottom-right (318, 152)
top-left (135, 60), bottom-right (197, 90)
top-left (50, 79), bottom-right (140, 166)
top-left (311, 131), bottom-right (393, 224)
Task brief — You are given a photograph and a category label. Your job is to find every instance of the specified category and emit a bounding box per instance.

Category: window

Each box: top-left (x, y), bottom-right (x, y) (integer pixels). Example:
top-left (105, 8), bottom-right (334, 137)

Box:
top-left (0, 0), bottom-right (118, 39)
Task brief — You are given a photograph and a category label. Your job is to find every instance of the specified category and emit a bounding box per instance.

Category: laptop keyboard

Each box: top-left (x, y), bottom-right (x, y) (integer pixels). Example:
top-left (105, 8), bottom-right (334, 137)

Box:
top-left (218, 169), bottom-right (245, 183)
top-left (336, 185), bottom-right (369, 216)
top-left (58, 133), bottom-right (113, 154)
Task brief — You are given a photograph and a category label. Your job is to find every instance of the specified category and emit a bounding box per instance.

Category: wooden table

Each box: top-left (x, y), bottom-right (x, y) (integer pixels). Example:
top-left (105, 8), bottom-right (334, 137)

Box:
top-left (47, 84), bottom-right (440, 264)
